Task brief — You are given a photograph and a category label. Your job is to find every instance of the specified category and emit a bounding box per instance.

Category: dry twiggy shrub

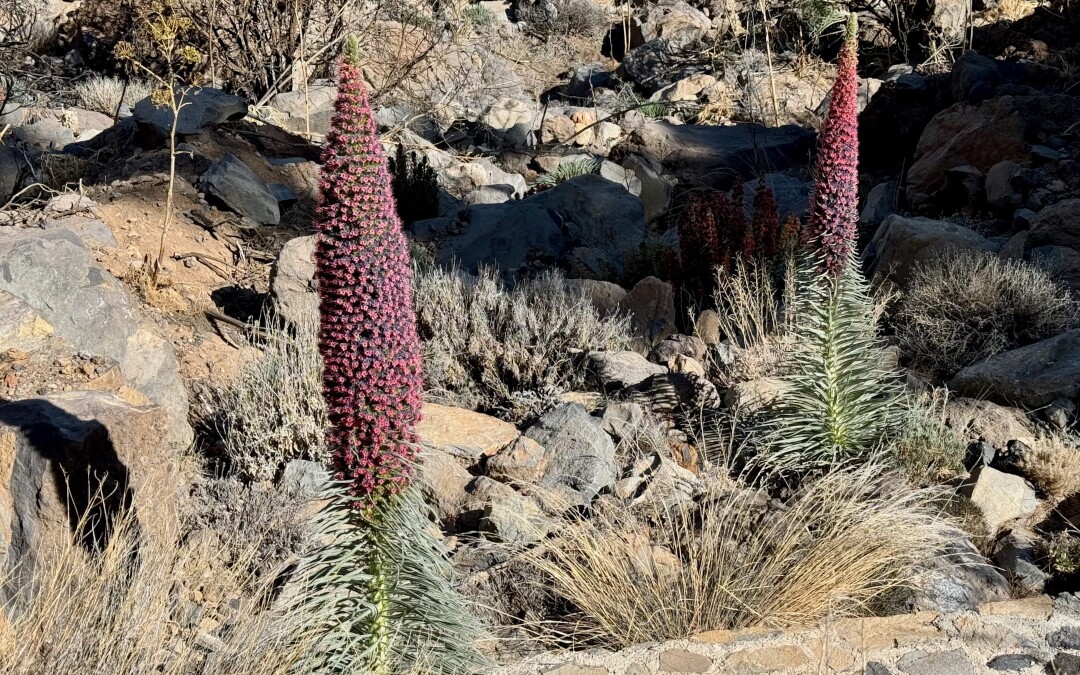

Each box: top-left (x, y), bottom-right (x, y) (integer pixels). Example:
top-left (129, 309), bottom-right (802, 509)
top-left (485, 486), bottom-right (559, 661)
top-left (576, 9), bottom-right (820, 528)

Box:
top-left (414, 265), bottom-right (632, 416)
top-left (517, 0), bottom-right (610, 39)
top-left (1019, 435), bottom-right (1080, 502)
top-left (896, 250), bottom-right (1079, 379)
top-left (514, 463), bottom-right (957, 648)
top-left (214, 310), bottom-right (328, 482)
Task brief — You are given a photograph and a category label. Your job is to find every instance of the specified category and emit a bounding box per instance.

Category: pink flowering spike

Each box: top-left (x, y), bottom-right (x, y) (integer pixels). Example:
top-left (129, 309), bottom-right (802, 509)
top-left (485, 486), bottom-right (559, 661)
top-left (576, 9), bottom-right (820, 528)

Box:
top-left (751, 182), bottom-right (780, 260)
top-left (314, 37), bottom-right (424, 508)
top-left (804, 14), bottom-right (860, 277)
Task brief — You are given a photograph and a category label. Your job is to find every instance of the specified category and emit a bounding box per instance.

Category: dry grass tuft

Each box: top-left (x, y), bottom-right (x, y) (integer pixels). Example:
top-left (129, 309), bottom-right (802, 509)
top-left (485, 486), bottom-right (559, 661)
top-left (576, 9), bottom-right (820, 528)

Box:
top-left (896, 250), bottom-right (1079, 379)
top-left (1019, 434), bottom-right (1080, 502)
top-left (123, 264), bottom-right (194, 313)
top-left (74, 76), bottom-right (154, 115)
top-left (0, 498), bottom-right (321, 674)
top-left (707, 259), bottom-right (796, 382)
top-left (516, 463), bottom-right (958, 648)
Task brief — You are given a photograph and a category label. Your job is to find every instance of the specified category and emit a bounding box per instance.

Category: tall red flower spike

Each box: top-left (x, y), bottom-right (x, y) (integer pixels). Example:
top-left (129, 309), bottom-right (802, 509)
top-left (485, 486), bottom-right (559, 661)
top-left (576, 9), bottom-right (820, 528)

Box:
top-left (313, 38), bottom-right (424, 507)
top-left (804, 14), bottom-right (860, 277)
top-left (750, 180), bottom-right (780, 260)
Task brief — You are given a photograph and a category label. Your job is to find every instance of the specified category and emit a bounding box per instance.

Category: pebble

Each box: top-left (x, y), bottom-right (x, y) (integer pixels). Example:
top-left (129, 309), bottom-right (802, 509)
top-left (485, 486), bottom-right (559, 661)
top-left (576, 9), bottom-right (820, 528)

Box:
top-left (987, 654), bottom-right (1038, 671)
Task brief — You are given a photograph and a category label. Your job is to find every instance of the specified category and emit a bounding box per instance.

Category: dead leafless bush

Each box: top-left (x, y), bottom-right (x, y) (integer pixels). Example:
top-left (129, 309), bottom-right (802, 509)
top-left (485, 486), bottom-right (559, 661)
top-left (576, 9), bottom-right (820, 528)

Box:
top-left (517, 0), bottom-right (610, 40)
top-left (179, 0), bottom-right (368, 100)
top-left (895, 250), bottom-right (1079, 379)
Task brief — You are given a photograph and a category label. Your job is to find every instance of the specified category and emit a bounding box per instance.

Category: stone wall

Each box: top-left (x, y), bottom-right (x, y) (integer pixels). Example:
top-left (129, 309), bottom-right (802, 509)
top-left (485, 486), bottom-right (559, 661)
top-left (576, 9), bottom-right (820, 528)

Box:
top-left (494, 596), bottom-right (1080, 674)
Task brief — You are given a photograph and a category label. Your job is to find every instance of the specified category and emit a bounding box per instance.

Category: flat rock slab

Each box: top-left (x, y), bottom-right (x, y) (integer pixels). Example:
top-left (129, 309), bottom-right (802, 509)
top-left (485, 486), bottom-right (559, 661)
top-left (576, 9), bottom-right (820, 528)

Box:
top-left (416, 403), bottom-right (519, 458)
top-left (133, 86), bottom-right (248, 135)
top-left (635, 120), bottom-right (815, 189)
top-left (658, 649), bottom-right (712, 673)
top-left (897, 649), bottom-right (975, 675)
top-left (950, 330), bottom-right (1080, 408)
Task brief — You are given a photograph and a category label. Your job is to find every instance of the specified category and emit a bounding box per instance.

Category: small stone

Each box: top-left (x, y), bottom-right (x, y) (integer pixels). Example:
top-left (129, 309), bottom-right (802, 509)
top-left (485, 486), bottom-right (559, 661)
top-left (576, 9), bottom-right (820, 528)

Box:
top-left (658, 648), bottom-right (712, 673)
top-left (600, 401), bottom-right (646, 442)
top-left (960, 465), bottom-right (1038, 533)
top-left (964, 440), bottom-right (997, 470)
top-left (1013, 208), bottom-right (1037, 228)
top-left (1044, 398), bottom-right (1076, 430)
top-left (695, 309), bottom-right (722, 345)
top-left (588, 350), bottom-right (667, 390)
top-left (866, 663), bottom-right (893, 675)
top-left (897, 649), bottom-right (974, 675)
top-left (1048, 653), bottom-right (1080, 675)
top-left (724, 645), bottom-right (808, 673)
top-left (1049, 626), bottom-right (1080, 650)
top-left (987, 654), bottom-right (1037, 671)
top-left (485, 436), bottom-right (547, 484)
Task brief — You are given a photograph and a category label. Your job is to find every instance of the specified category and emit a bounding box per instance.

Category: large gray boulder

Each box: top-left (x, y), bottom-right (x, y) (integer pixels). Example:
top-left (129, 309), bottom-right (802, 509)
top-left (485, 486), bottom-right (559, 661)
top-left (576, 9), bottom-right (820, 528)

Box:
top-left (530, 174), bottom-right (646, 279)
top-left (864, 214), bottom-right (997, 284)
top-left (633, 120), bottom-right (815, 188)
top-left (0, 392), bottom-right (180, 603)
top-left (268, 84), bottom-right (337, 137)
top-left (1028, 197), bottom-right (1080, 251)
top-left (640, 0), bottom-right (711, 45)
top-left (524, 403), bottom-right (617, 503)
top-left (950, 330), bottom-right (1080, 408)
top-left (198, 154), bottom-right (281, 225)
top-left (434, 173), bottom-right (647, 281)
top-left (588, 350), bottom-right (667, 390)
top-left (133, 87), bottom-right (248, 136)
top-left (0, 229), bottom-right (191, 449)
top-left (960, 465), bottom-right (1038, 533)
top-left (619, 38), bottom-right (705, 93)
top-left (9, 119), bottom-right (74, 151)
top-left (435, 202), bottom-right (566, 278)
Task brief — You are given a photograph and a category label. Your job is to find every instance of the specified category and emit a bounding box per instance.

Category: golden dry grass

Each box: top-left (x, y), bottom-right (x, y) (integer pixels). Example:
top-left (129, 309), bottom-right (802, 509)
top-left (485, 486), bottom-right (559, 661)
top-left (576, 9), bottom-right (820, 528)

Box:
top-left (514, 463), bottom-right (959, 649)
top-left (123, 263), bottom-right (193, 314)
top-left (0, 509), bottom-right (323, 675)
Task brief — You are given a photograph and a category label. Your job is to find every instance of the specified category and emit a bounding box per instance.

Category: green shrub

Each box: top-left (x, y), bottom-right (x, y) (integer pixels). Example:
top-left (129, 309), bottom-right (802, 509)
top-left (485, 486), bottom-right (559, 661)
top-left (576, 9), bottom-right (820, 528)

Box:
top-left (887, 391), bottom-right (967, 486)
top-left (535, 157), bottom-right (601, 187)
